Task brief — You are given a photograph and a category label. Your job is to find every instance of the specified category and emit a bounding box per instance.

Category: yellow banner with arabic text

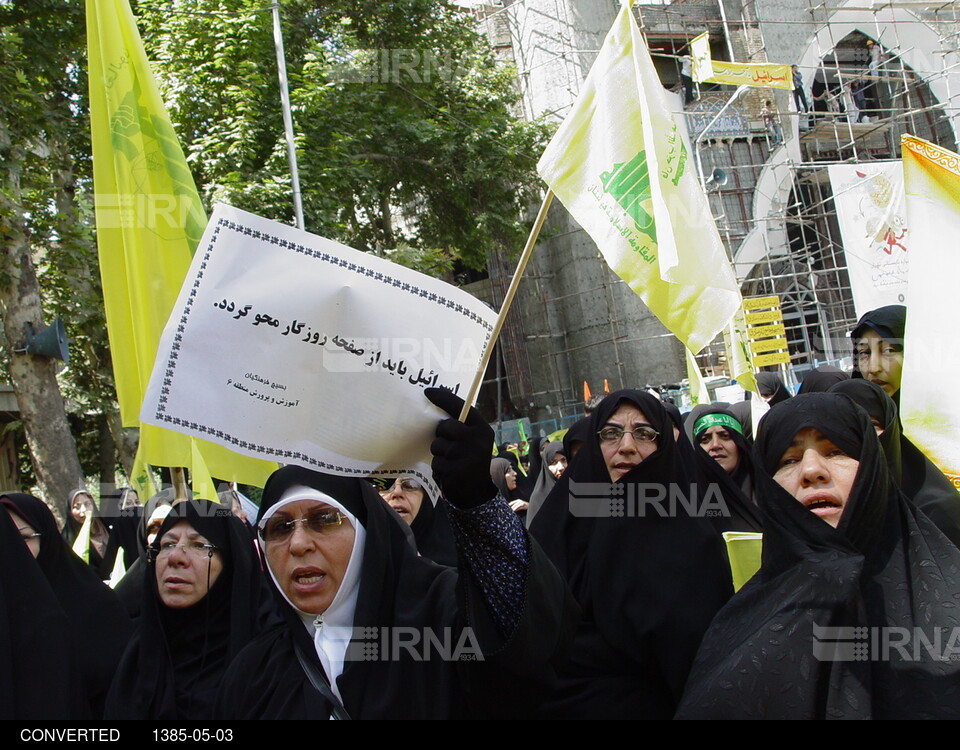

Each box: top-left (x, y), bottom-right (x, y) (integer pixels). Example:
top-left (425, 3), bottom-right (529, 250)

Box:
top-left (705, 61), bottom-right (792, 90)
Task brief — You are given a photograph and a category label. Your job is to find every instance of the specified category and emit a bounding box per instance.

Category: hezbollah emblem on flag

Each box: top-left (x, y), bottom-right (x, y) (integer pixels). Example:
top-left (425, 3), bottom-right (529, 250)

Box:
top-left (536, 0), bottom-right (744, 356)
top-left (109, 84), bottom-right (205, 246)
top-left (600, 151), bottom-right (657, 243)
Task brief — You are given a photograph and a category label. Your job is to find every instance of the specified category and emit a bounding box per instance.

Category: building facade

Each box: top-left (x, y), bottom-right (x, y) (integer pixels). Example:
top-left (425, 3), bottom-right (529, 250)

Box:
top-left (471, 0), bottom-right (960, 427)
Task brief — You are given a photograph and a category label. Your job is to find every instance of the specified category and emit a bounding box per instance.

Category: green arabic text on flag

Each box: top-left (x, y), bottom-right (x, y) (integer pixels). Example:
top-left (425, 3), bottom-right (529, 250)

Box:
top-left (537, 0), bottom-right (743, 354)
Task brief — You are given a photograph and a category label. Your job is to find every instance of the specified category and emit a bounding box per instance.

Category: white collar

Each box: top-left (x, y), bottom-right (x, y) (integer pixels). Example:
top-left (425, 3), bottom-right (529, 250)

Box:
top-left (259, 485), bottom-right (366, 696)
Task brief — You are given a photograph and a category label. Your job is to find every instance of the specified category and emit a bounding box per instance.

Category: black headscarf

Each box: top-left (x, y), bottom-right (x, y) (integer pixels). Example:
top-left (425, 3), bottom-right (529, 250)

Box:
top-left (0, 506), bottom-right (86, 719)
top-left (797, 364), bottom-right (849, 394)
top-left (664, 401), bottom-right (699, 476)
top-left (850, 304), bottom-right (906, 396)
top-left (105, 499), bottom-right (272, 720)
top-left (561, 417), bottom-right (590, 461)
top-left (526, 436), bottom-right (546, 487)
top-left (101, 488), bottom-right (142, 570)
top-left (851, 304), bottom-right (906, 344)
top-left (727, 399), bottom-right (755, 442)
top-left (0, 494), bottom-right (132, 718)
top-left (525, 442), bottom-right (565, 527)
top-left (406, 481), bottom-right (458, 568)
top-left (830, 379), bottom-right (960, 547)
top-left (217, 465), bottom-right (576, 720)
top-left (678, 393), bottom-right (960, 719)
top-left (689, 408), bottom-right (763, 533)
top-left (112, 488), bottom-right (178, 619)
top-left (755, 371), bottom-right (791, 405)
top-left (529, 390), bottom-right (732, 718)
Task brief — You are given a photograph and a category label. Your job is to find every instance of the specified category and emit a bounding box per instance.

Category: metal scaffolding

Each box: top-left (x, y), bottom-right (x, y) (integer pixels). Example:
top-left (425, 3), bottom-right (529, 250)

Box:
top-left (636, 0), bottom-right (958, 376)
top-left (468, 0), bottom-right (959, 413)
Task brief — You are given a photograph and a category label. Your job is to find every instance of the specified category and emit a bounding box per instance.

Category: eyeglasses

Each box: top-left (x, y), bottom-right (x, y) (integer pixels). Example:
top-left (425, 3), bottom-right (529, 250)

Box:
top-left (154, 541), bottom-right (219, 560)
top-left (378, 479), bottom-right (422, 495)
top-left (17, 526), bottom-right (40, 542)
top-left (259, 510), bottom-right (345, 543)
top-left (597, 426), bottom-right (659, 444)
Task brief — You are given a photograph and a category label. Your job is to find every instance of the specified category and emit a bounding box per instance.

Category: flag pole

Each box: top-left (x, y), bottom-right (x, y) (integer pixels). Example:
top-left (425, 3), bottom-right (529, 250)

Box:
top-left (271, 1), bottom-right (305, 231)
top-left (458, 189), bottom-right (554, 422)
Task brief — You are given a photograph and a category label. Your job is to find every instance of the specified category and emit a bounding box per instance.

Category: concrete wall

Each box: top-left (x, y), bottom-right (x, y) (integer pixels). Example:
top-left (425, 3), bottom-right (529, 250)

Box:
top-left (486, 0), bottom-right (959, 419)
top-left (506, 0), bottom-right (616, 121)
top-left (499, 0), bottom-right (687, 420)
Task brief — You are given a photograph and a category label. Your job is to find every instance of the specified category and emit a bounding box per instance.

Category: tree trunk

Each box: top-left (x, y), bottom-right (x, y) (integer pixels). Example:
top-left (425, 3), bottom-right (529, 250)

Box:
top-left (104, 408), bottom-right (138, 478)
top-left (379, 191), bottom-right (395, 248)
top-left (0, 170), bottom-right (83, 526)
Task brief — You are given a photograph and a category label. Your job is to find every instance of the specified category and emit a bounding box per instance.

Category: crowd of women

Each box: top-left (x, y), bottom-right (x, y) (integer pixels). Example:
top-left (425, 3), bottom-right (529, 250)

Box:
top-left (5, 303), bottom-right (960, 720)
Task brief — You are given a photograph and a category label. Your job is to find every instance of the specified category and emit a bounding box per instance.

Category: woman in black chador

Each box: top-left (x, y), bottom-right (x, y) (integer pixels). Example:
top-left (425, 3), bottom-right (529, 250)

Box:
top-left (216, 388), bottom-right (577, 720)
top-left (105, 499), bottom-right (274, 720)
top-left (677, 393), bottom-right (960, 719)
top-left (830, 378), bottom-right (960, 547)
top-left (1, 493), bottom-right (132, 718)
top-left (376, 475), bottom-right (458, 567)
top-left (690, 407), bottom-right (763, 533)
top-left (0, 508), bottom-right (85, 719)
top-left (530, 390), bottom-right (732, 719)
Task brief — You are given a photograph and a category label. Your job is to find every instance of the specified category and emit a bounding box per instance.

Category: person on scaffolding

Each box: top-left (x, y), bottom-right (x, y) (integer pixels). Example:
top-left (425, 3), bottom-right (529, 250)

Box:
top-left (761, 100), bottom-right (783, 146)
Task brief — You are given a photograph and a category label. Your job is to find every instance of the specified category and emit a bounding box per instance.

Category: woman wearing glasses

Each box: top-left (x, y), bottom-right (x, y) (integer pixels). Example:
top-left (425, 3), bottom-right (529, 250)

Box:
top-left (105, 499), bottom-right (274, 720)
top-left (377, 475), bottom-right (458, 567)
top-left (0, 509), bottom-right (85, 719)
top-left (529, 390), bottom-right (733, 718)
top-left (1, 493), bottom-right (131, 718)
top-left (216, 388), bottom-right (576, 720)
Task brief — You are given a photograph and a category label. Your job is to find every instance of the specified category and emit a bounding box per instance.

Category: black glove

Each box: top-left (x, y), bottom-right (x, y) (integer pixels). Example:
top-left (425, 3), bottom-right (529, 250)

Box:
top-left (425, 387), bottom-right (498, 509)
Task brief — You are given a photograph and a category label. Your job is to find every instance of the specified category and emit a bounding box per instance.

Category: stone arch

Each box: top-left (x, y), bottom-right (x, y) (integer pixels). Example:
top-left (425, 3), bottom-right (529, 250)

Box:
top-left (735, 1), bottom-right (958, 282)
top-left (798, 3), bottom-right (959, 142)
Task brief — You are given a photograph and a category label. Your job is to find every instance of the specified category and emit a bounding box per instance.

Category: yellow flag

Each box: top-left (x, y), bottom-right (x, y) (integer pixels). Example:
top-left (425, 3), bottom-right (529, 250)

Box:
top-left (128, 450), bottom-right (160, 501)
top-left (704, 61), bottom-right (791, 90)
top-left (537, 0), bottom-right (742, 353)
top-left (72, 511), bottom-right (92, 563)
top-left (900, 135), bottom-right (960, 488)
top-left (87, 0), bottom-right (276, 487)
top-left (685, 348), bottom-right (710, 405)
top-left (190, 439), bottom-right (218, 502)
top-left (107, 548), bottom-right (127, 589)
top-left (690, 31), bottom-right (713, 82)
top-left (722, 308), bottom-right (757, 393)
top-left (689, 33), bottom-right (790, 90)
top-left (721, 531), bottom-right (763, 591)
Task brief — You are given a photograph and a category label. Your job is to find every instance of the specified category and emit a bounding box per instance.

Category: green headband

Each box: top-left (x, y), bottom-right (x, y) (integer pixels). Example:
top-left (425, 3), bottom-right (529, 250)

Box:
top-left (693, 413), bottom-right (743, 437)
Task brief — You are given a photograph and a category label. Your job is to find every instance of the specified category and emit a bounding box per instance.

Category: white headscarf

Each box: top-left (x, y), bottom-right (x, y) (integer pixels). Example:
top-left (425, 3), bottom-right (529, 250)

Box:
top-left (258, 485), bottom-right (367, 699)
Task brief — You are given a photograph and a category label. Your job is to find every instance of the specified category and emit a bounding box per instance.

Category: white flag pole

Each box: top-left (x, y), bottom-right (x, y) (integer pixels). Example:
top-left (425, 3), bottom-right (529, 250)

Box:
top-left (271, 1), bottom-right (305, 231)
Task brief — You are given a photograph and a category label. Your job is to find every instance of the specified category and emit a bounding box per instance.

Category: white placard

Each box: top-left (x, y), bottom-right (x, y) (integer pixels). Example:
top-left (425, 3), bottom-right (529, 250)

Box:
top-left (141, 204), bottom-right (496, 498)
top-left (714, 384), bottom-right (746, 404)
top-left (827, 161), bottom-right (908, 315)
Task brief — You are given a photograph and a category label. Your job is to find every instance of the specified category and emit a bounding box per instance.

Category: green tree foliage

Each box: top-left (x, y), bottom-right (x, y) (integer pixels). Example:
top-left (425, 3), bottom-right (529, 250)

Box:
top-left (136, 0), bottom-right (549, 274)
top-left (0, 0), bottom-right (119, 495)
top-left (2, 0), bottom-right (546, 488)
